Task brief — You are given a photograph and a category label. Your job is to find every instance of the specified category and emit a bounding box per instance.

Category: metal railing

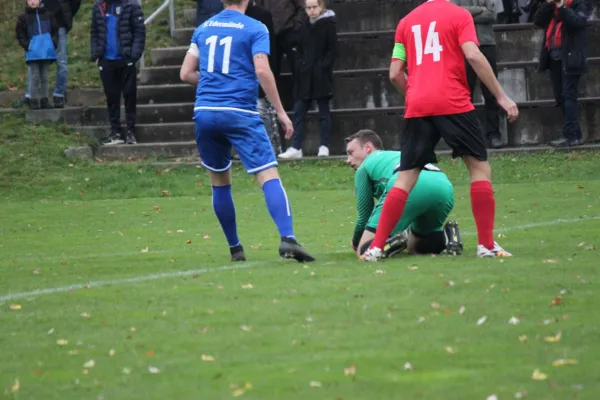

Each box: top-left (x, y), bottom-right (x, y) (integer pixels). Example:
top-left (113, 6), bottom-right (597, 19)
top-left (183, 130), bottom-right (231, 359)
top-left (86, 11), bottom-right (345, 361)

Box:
top-left (139, 0), bottom-right (176, 69)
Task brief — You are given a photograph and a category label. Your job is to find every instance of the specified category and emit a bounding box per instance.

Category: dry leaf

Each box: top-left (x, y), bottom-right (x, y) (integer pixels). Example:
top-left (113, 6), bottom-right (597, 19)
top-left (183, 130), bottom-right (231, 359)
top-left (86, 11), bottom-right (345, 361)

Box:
top-left (404, 362), bottom-right (413, 370)
top-left (9, 304), bottom-right (22, 310)
top-left (48, 328), bottom-right (54, 335)
top-left (109, 211), bottom-right (115, 214)
top-left (80, 312), bottom-right (90, 318)
top-left (161, 190), bottom-right (169, 197)
top-left (543, 259), bottom-right (557, 264)
top-left (109, 349), bottom-right (116, 357)
top-left (130, 327), bottom-right (137, 332)
top-left (431, 302), bottom-right (440, 309)
top-left (83, 360), bottom-right (95, 368)
top-left (176, 229), bottom-right (185, 233)
top-left (241, 283), bottom-right (254, 289)
top-left (486, 395), bottom-right (498, 400)
top-left (232, 389), bottom-right (245, 397)
top-left (550, 297), bottom-right (562, 306)
top-left (375, 269), bottom-right (385, 275)
top-left (552, 358), bottom-right (578, 367)
top-left (122, 367), bottom-right (131, 375)
top-left (186, 240), bottom-right (192, 244)
top-left (82, 369), bottom-right (89, 375)
top-left (56, 339), bottom-right (69, 346)
top-left (509, 316), bottom-right (520, 325)
top-left (519, 335), bottom-right (528, 343)
top-left (10, 378), bottom-right (20, 393)
top-left (201, 354), bottom-right (215, 362)
top-left (577, 242), bottom-right (586, 248)
top-left (459, 306), bottom-right (466, 315)
top-left (514, 391), bottom-right (527, 399)
top-left (240, 325), bottom-right (252, 332)
top-left (408, 265), bottom-right (418, 270)
top-left (145, 350), bottom-right (155, 357)
top-left (153, 206), bottom-right (161, 212)
top-left (309, 381), bottom-right (322, 388)
top-left (445, 280), bottom-right (455, 286)
top-left (417, 316), bottom-right (425, 323)
top-left (33, 268), bottom-right (41, 275)
top-left (445, 346), bottom-right (456, 354)
top-left (344, 365), bottom-right (356, 376)
top-left (532, 369), bottom-right (548, 380)
top-left (203, 234), bottom-right (210, 239)
top-left (148, 366), bottom-right (160, 374)
top-left (140, 247), bottom-right (149, 253)
top-left (544, 331), bottom-right (562, 343)
top-left (477, 316), bottom-right (488, 325)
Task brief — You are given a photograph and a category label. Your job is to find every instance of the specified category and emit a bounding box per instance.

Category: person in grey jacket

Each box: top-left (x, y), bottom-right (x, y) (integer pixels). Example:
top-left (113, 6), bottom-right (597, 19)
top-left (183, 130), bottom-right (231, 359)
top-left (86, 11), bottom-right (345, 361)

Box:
top-left (453, 0), bottom-right (503, 149)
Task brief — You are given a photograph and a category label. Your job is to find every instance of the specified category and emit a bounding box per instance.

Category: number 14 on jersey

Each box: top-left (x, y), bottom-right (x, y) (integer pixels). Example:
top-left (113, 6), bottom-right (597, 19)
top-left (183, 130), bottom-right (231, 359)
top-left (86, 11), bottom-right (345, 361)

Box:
top-left (411, 21), bottom-right (443, 65)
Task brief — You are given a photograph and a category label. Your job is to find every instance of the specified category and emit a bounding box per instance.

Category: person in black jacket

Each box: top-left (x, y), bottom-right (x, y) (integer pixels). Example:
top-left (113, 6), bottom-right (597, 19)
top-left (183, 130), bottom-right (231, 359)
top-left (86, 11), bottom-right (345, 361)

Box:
top-left (16, 0), bottom-right (58, 110)
top-left (91, 0), bottom-right (146, 145)
top-left (534, 0), bottom-right (591, 147)
top-left (245, 1), bottom-right (282, 155)
top-left (279, 0), bottom-right (337, 159)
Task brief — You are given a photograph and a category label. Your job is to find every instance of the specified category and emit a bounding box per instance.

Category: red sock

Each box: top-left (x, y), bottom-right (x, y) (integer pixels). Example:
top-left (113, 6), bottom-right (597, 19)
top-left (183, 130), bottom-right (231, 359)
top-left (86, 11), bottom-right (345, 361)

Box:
top-left (470, 180), bottom-right (495, 250)
top-left (370, 187), bottom-right (409, 249)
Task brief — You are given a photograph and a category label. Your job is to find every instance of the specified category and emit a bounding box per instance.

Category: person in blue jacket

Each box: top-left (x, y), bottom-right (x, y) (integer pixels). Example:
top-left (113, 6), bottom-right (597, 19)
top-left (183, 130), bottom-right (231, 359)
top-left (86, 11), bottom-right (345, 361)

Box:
top-left (16, 0), bottom-right (58, 110)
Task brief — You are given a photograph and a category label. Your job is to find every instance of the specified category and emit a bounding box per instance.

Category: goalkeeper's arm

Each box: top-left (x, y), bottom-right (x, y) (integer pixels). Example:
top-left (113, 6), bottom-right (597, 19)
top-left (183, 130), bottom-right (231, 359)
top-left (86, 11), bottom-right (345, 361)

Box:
top-left (351, 168), bottom-right (374, 249)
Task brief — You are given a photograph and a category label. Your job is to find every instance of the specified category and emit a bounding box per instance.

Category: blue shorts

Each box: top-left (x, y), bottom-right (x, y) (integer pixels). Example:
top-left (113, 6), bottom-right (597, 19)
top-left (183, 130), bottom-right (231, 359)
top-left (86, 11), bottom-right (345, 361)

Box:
top-left (193, 108), bottom-right (278, 174)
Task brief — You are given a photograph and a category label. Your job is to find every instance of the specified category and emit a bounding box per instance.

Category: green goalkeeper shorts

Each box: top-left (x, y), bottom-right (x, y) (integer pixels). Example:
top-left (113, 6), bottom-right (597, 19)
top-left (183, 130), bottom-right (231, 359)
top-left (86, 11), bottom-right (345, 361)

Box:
top-left (366, 169), bottom-right (454, 236)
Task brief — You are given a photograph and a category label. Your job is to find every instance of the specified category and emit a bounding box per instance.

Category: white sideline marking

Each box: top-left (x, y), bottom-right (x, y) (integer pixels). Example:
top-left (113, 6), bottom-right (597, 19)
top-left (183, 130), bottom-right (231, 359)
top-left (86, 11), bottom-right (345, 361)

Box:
top-left (0, 216), bottom-right (598, 303)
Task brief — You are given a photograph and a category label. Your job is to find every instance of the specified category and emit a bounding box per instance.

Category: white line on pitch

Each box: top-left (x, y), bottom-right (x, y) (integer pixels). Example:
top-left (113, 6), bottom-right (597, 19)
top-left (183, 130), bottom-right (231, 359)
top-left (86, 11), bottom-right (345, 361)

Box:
top-left (0, 216), bottom-right (598, 303)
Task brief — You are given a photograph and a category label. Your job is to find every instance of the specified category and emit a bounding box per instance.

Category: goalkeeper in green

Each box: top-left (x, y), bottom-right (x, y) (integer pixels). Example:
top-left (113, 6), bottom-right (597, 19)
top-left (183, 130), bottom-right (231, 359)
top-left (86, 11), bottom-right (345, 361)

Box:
top-left (346, 130), bottom-right (463, 258)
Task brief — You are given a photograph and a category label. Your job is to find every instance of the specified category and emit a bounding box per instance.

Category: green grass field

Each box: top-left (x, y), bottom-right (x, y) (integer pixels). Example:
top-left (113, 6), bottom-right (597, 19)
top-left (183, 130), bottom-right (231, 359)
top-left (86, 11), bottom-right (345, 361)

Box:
top-left (1, 115), bottom-right (600, 398)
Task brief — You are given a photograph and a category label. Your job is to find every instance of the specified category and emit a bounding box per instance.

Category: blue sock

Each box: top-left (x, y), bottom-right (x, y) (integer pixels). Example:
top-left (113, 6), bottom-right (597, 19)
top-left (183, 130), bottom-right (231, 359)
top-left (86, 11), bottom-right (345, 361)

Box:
top-left (212, 185), bottom-right (240, 247)
top-left (262, 179), bottom-right (295, 239)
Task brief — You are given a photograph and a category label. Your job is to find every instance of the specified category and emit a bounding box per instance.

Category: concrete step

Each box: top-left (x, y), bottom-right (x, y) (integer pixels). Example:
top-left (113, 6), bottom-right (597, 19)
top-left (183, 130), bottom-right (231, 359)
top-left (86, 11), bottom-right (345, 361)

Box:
top-left (182, 0), bottom-right (420, 32)
top-left (47, 98), bottom-right (600, 154)
top-left (138, 59), bottom-right (600, 107)
top-left (96, 141), bottom-right (197, 160)
top-left (166, 22), bottom-right (600, 69)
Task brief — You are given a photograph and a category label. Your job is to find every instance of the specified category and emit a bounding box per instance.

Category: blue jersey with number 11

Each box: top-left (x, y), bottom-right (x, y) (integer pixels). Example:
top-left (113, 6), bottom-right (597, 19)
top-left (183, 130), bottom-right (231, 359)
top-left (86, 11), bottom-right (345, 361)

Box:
top-left (188, 10), bottom-right (270, 112)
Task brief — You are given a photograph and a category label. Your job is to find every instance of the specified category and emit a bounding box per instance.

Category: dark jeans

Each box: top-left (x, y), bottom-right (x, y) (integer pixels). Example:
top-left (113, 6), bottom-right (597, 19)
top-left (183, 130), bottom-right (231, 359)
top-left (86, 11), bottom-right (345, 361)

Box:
top-left (99, 59), bottom-right (137, 134)
top-left (549, 58), bottom-right (582, 141)
top-left (466, 45), bottom-right (501, 141)
top-left (196, 0), bottom-right (222, 26)
top-left (292, 98), bottom-right (331, 149)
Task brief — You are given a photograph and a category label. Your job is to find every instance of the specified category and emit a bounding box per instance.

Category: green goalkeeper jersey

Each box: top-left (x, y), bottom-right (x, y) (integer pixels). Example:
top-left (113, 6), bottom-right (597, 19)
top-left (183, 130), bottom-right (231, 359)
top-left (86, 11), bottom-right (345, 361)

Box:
top-left (352, 150), bottom-right (400, 245)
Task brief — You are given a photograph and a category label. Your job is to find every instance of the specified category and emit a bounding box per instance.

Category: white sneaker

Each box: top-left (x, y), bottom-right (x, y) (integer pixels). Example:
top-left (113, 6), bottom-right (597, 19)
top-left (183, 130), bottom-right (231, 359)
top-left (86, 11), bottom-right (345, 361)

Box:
top-left (317, 146), bottom-right (329, 157)
top-left (477, 242), bottom-right (512, 258)
top-left (360, 247), bottom-right (383, 262)
top-left (278, 147), bottom-right (303, 159)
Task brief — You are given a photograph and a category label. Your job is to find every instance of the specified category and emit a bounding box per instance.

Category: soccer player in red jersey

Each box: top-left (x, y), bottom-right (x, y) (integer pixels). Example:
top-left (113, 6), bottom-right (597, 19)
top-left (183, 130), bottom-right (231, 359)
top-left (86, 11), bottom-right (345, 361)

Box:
top-left (361, 0), bottom-right (519, 261)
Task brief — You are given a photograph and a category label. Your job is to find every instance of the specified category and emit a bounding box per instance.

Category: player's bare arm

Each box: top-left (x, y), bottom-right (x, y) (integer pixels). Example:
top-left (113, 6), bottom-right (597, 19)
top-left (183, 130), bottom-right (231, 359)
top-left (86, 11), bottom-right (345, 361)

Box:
top-left (253, 53), bottom-right (294, 138)
top-left (389, 59), bottom-right (407, 95)
top-left (180, 52), bottom-right (200, 85)
top-left (461, 42), bottom-right (519, 121)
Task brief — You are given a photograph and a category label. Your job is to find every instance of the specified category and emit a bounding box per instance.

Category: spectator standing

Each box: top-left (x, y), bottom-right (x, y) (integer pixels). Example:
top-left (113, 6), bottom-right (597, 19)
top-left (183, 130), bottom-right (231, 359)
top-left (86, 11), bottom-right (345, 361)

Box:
top-left (246, 0), bottom-right (282, 155)
top-left (534, 0), bottom-right (591, 147)
top-left (255, 0), bottom-right (306, 78)
top-left (16, 0), bottom-right (58, 110)
top-left (278, 0), bottom-right (337, 159)
top-left (91, 0), bottom-right (146, 145)
top-left (196, 0), bottom-right (222, 26)
top-left (453, 0), bottom-right (503, 148)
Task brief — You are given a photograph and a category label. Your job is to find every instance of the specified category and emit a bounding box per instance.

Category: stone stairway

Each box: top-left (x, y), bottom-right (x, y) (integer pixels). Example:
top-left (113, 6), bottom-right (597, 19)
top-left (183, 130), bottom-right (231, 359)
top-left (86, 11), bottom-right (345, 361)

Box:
top-left (28, 0), bottom-right (600, 160)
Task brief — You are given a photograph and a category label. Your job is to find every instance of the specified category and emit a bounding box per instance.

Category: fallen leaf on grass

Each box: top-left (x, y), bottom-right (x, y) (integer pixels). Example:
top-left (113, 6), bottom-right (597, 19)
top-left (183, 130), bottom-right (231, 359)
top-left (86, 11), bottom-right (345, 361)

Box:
top-left (232, 389), bottom-right (245, 397)
top-left (148, 366), bottom-right (160, 374)
top-left (109, 211), bottom-right (115, 214)
top-left (122, 367), bottom-right (131, 375)
top-left (203, 234), bottom-right (210, 239)
top-left (80, 312), bottom-right (90, 318)
top-left (240, 325), bottom-right (252, 332)
top-left (57, 339), bottom-right (69, 346)
top-left (445, 280), bottom-right (455, 287)
top-left (153, 206), bottom-right (161, 212)
top-left (375, 269), bottom-right (385, 275)
top-left (514, 391), bottom-right (528, 398)
top-left (344, 365), bottom-right (356, 376)
top-left (486, 395), bottom-right (498, 400)
top-left (9, 304), bottom-right (22, 310)
top-left (509, 316), bottom-right (520, 325)
top-left (109, 349), bottom-right (116, 357)
top-left (177, 229), bottom-right (185, 233)
top-left (445, 346), bottom-right (456, 354)
top-left (241, 283), bottom-right (254, 289)
top-left (459, 306), bottom-right (466, 315)
top-left (186, 240), bottom-right (192, 244)
top-left (145, 350), bottom-right (155, 357)
top-left (48, 328), bottom-right (54, 335)
top-left (82, 369), bottom-right (89, 375)
top-left (309, 381), bottom-right (322, 388)
top-left (83, 360), bottom-right (95, 368)
top-left (577, 242), bottom-right (586, 248)
top-left (161, 190), bottom-right (169, 197)
top-left (477, 316), bottom-right (488, 325)
top-left (532, 369), bottom-right (548, 380)
top-left (550, 297), bottom-right (562, 306)
top-left (519, 335), bottom-right (528, 343)
top-left (404, 362), bottom-right (413, 370)
top-left (552, 358), bottom-right (577, 367)
top-left (11, 378), bottom-right (20, 393)
top-left (544, 331), bottom-right (562, 343)
top-left (431, 302), bottom-right (440, 309)
top-left (417, 316), bottom-right (425, 323)
top-left (408, 265), bottom-right (418, 271)
top-left (140, 247), bottom-right (149, 253)
top-left (33, 268), bottom-right (41, 275)
top-left (68, 350), bottom-right (78, 355)
top-left (201, 354), bottom-right (215, 362)
top-left (543, 259), bottom-right (557, 264)
top-left (130, 327), bottom-right (137, 332)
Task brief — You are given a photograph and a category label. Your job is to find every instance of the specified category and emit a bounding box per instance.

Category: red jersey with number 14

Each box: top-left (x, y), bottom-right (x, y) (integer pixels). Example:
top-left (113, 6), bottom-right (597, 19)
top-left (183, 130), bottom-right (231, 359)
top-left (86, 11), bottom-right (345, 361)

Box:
top-left (393, 0), bottom-right (479, 118)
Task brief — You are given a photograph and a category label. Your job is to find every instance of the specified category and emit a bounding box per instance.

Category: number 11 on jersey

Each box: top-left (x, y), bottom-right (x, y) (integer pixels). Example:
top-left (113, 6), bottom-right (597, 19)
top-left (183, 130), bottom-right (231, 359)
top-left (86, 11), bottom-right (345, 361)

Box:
top-left (206, 35), bottom-right (233, 74)
top-left (411, 21), bottom-right (443, 65)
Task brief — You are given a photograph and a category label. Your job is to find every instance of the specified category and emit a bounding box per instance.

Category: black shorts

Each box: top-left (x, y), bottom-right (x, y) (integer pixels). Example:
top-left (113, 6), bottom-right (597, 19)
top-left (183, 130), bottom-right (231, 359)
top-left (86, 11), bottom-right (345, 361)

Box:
top-left (398, 111), bottom-right (487, 172)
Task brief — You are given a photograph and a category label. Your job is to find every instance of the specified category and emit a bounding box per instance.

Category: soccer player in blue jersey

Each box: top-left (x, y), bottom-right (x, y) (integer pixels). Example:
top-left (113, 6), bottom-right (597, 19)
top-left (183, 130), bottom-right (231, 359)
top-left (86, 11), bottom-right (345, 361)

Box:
top-left (179, 0), bottom-right (315, 263)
